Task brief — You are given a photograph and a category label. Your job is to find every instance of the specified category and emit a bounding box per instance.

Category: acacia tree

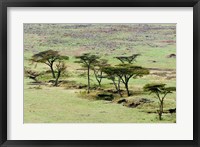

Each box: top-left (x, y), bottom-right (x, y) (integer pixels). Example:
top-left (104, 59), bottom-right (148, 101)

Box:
top-left (103, 66), bottom-right (122, 97)
top-left (75, 53), bottom-right (100, 93)
top-left (31, 50), bottom-right (69, 78)
top-left (54, 61), bottom-right (67, 86)
top-left (116, 64), bottom-right (149, 96)
top-left (115, 54), bottom-right (140, 64)
top-left (143, 83), bottom-right (176, 120)
top-left (93, 59), bottom-right (109, 87)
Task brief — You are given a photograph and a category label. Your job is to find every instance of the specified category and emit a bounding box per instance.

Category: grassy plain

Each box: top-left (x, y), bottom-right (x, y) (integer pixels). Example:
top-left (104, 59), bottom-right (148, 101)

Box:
top-left (24, 24), bottom-right (176, 123)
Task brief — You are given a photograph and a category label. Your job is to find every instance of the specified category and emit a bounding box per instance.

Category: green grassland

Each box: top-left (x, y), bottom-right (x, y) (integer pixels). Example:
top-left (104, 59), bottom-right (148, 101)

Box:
top-left (24, 24), bottom-right (176, 123)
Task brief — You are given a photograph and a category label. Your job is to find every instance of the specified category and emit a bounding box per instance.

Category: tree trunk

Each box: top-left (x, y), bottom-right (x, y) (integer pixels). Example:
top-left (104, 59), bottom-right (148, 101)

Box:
top-left (33, 78), bottom-right (38, 83)
top-left (87, 66), bottom-right (90, 94)
top-left (125, 82), bottom-right (130, 96)
top-left (98, 80), bottom-right (101, 87)
top-left (159, 101), bottom-right (164, 120)
top-left (98, 71), bottom-right (103, 87)
top-left (30, 76), bottom-right (38, 82)
top-left (117, 78), bottom-right (122, 97)
top-left (54, 71), bottom-right (61, 86)
top-left (50, 64), bottom-right (55, 78)
top-left (94, 70), bottom-right (102, 87)
top-left (112, 79), bottom-right (122, 97)
top-left (112, 80), bottom-right (118, 92)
